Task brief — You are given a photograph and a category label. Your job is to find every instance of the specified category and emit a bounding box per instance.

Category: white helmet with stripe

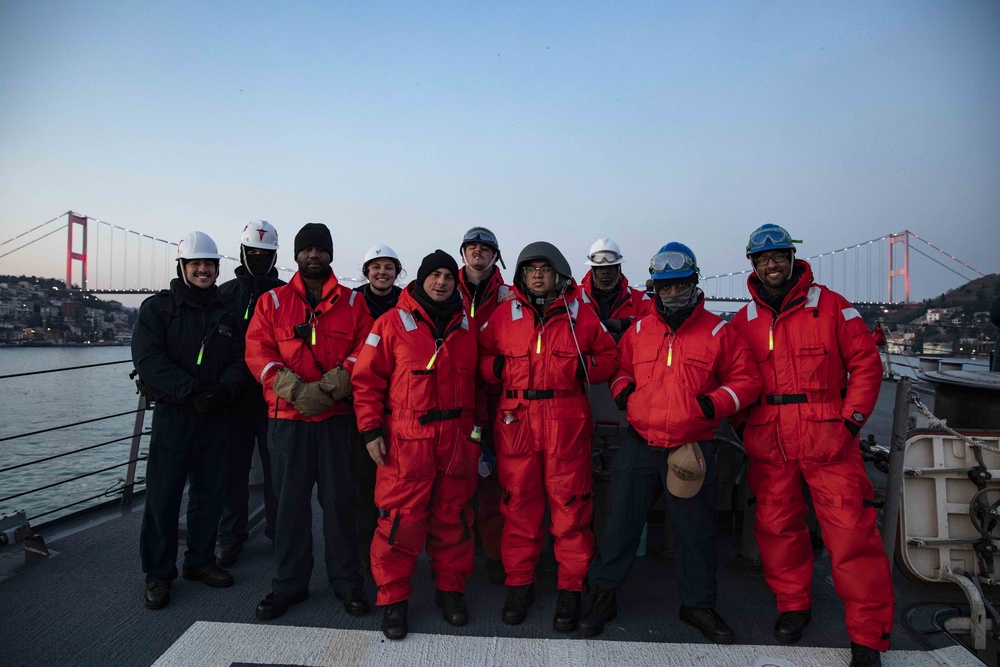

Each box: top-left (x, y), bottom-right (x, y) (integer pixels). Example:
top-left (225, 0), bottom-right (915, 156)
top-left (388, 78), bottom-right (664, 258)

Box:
top-left (241, 220), bottom-right (279, 251)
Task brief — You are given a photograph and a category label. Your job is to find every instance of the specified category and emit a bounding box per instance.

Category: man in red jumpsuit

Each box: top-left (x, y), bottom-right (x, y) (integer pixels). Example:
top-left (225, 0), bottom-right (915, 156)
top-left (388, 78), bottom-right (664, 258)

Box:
top-left (245, 223), bottom-right (373, 622)
top-left (353, 250), bottom-right (481, 640)
top-left (730, 224), bottom-right (893, 667)
top-left (580, 237), bottom-right (651, 342)
top-left (456, 227), bottom-right (510, 585)
top-left (478, 241), bottom-right (618, 632)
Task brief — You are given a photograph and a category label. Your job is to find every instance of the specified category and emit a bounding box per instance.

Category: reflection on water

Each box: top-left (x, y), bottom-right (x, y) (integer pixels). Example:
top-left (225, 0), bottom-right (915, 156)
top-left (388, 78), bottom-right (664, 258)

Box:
top-left (0, 347), bottom-right (149, 523)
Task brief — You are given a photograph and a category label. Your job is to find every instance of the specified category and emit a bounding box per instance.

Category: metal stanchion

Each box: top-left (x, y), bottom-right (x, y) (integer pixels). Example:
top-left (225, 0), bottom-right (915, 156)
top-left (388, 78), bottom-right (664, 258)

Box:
top-left (880, 376), bottom-right (911, 563)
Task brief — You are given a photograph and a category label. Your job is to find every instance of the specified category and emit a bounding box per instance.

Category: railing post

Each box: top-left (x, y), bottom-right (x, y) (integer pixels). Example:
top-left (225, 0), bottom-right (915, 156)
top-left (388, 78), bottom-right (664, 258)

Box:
top-left (121, 394), bottom-right (147, 506)
top-left (881, 377), bottom-right (911, 563)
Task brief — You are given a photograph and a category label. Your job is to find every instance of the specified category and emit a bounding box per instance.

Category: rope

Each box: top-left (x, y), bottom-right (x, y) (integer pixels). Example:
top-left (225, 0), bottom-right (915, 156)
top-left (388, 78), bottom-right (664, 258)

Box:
top-left (0, 359), bottom-right (133, 380)
top-left (0, 455), bottom-right (147, 504)
top-left (909, 392), bottom-right (1000, 454)
top-left (0, 410), bottom-right (141, 443)
top-left (0, 430), bottom-right (149, 475)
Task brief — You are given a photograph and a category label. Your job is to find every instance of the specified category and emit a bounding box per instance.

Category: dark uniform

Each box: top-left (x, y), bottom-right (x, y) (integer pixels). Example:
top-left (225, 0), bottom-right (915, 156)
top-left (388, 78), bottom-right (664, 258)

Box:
top-left (132, 278), bottom-right (247, 584)
top-left (216, 265), bottom-right (284, 555)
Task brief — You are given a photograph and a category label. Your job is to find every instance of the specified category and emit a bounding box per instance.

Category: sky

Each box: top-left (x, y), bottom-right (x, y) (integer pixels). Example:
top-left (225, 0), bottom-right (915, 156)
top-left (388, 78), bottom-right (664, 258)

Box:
top-left (1, 1), bottom-right (998, 304)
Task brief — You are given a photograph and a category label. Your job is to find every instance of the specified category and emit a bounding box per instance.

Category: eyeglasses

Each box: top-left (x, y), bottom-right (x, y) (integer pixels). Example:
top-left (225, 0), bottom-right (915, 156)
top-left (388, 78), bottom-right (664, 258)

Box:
top-left (463, 228), bottom-right (498, 247)
top-left (588, 250), bottom-right (623, 265)
top-left (523, 266), bottom-right (554, 277)
top-left (752, 252), bottom-right (792, 268)
top-left (649, 251), bottom-right (697, 274)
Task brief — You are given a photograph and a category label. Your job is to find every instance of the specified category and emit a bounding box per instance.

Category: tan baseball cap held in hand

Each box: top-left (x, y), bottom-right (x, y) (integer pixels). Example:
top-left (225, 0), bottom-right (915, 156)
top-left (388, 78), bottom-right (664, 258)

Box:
top-left (666, 442), bottom-right (707, 498)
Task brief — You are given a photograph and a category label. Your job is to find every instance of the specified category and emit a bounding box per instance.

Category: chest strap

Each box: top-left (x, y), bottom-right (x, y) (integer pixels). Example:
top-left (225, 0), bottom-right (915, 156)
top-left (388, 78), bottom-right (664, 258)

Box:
top-left (418, 409), bottom-right (464, 425)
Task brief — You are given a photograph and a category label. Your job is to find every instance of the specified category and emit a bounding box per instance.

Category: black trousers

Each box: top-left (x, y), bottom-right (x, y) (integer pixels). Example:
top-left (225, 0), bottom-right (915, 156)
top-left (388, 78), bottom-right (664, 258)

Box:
top-left (349, 420), bottom-right (379, 563)
top-left (589, 431), bottom-right (720, 608)
top-left (140, 403), bottom-right (228, 582)
top-left (268, 415), bottom-right (362, 595)
top-left (217, 389), bottom-right (277, 549)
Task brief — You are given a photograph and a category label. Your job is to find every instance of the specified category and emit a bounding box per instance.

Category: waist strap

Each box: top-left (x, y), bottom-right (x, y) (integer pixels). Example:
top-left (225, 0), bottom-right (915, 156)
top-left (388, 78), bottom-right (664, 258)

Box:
top-left (505, 388), bottom-right (582, 400)
top-left (764, 394), bottom-right (808, 405)
top-left (418, 409), bottom-right (464, 425)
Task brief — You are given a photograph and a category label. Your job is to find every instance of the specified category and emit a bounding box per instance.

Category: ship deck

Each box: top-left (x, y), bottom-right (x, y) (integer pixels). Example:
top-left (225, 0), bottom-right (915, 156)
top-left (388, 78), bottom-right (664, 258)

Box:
top-left (0, 380), bottom-right (994, 666)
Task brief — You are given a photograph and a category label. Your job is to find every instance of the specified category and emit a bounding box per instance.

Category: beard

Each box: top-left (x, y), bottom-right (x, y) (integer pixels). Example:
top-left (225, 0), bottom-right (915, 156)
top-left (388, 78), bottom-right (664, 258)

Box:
top-left (298, 261), bottom-right (331, 281)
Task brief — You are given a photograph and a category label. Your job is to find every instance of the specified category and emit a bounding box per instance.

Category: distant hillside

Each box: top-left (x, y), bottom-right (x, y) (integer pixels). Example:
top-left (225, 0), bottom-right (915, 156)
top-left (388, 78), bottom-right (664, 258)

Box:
top-left (883, 273), bottom-right (1000, 326)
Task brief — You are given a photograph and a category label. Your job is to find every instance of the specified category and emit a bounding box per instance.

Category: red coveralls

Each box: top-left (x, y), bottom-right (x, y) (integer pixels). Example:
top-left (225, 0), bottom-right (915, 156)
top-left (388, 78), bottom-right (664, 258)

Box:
top-left (580, 270), bottom-right (652, 323)
top-left (478, 283), bottom-right (619, 592)
top-left (730, 260), bottom-right (894, 652)
top-left (352, 285), bottom-right (480, 606)
top-left (457, 266), bottom-right (509, 562)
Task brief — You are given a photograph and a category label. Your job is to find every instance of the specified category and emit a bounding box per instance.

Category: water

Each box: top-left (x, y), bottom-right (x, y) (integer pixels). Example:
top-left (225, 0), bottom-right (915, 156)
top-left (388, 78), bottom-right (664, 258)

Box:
top-left (0, 347), bottom-right (149, 524)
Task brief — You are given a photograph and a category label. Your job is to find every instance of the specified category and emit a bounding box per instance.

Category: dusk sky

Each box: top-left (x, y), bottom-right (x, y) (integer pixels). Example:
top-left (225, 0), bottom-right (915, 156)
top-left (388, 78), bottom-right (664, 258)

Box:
top-left (1, 1), bottom-right (998, 304)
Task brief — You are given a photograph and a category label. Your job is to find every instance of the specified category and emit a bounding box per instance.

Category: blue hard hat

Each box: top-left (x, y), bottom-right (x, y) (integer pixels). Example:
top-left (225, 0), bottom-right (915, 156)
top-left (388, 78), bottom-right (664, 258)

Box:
top-left (649, 242), bottom-right (699, 280)
top-left (746, 224), bottom-right (799, 258)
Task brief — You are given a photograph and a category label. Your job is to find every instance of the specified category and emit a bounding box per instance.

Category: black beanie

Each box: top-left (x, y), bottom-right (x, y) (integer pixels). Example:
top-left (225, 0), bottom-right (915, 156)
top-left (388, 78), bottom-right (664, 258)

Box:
top-left (294, 223), bottom-right (333, 258)
top-left (416, 249), bottom-right (459, 286)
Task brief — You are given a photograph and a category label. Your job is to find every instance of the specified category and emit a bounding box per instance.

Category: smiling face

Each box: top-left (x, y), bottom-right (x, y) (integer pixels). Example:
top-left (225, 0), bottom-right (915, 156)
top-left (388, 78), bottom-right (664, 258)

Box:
top-left (365, 258), bottom-right (398, 294)
top-left (752, 250), bottom-right (793, 291)
top-left (422, 268), bottom-right (456, 302)
top-left (296, 246), bottom-right (332, 280)
top-left (462, 242), bottom-right (496, 272)
top-left (183, 259), bottom-right (218, 288)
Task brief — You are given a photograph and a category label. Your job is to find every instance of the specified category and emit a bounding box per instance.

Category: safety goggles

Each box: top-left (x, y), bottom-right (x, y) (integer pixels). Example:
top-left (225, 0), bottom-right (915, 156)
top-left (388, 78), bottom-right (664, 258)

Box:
top-left (649, 251), bottom-right (698, 274)
top-left (746, 228), bottom-right (801, 254)
top-left (463, 229), bottom-right (499, 247)
top-left (588, 250), bottom-right (623, 265)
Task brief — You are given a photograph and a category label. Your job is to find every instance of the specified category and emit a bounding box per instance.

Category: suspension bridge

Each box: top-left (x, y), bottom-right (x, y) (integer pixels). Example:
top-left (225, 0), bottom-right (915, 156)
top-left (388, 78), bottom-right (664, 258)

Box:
top-left (0, 210), bottom-right (988, 305)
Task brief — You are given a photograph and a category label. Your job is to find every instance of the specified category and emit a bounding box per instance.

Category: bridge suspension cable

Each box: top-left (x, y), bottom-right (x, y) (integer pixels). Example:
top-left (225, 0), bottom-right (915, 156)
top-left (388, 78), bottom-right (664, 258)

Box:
top-left (0, 212), bottom-right (70, 247)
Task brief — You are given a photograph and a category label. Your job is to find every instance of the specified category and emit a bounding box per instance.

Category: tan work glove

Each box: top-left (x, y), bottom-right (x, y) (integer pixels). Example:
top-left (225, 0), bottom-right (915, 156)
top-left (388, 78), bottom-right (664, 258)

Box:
top-left (293, 381), bottom-right (336, 417)
top-left (273, 368), bottom-right (305, 403)
top-left (319, 366), bottom-right (352, 401)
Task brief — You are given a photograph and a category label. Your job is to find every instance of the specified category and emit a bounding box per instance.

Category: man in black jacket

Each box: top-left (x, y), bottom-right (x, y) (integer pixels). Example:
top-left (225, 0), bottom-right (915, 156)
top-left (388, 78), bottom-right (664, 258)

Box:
top-left (215, 221), bottom-right (284, 566)
top-left (132, 231), bottom-right (248, 610)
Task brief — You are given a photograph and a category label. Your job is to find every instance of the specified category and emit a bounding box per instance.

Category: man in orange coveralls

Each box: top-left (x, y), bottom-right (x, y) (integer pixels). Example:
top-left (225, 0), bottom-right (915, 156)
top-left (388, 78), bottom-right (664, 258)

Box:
top-left (353, 250), bottom-right (481, 641)
top-left (478, 241), bottom-right (618, 632)
top-left (730, 224), bottom-right (893, 667)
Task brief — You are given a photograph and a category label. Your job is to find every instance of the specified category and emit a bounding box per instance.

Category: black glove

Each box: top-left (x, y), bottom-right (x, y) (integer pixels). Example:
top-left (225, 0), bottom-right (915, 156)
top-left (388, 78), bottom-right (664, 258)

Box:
top-left (601, 318), bottom-right (623, 335)
top-left (844, 419), bottom-right (861, 438)
top-left (697, 395), bottom-right (715, 419)
top-left (492, 355), bottom-right (505, 379)
top-left (191, 384), bottom-right (231, 415)
top-left (614, 383), bottom-right (636, 411)
top-left (576, 356), bottom-right (589, 379)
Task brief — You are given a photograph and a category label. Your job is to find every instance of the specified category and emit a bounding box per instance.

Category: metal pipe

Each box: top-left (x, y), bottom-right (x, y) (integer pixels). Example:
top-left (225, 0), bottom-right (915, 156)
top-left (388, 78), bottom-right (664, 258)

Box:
top-left (881, 376), bottom-right (911, 563)
top-left (122, 393), bottom-right (147, 507)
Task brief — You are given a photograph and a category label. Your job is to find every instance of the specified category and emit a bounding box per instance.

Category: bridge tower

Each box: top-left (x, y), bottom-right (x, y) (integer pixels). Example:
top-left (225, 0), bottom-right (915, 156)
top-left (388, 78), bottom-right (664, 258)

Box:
top-left (888, 230), bottom-right (910, 303)
top-left (66, 212), bottom-right (88, 290)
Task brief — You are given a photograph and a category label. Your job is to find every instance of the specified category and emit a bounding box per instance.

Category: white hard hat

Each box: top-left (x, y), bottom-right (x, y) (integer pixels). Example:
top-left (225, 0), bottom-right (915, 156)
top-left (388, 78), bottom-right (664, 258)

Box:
top-left (363, 244), bottom-right (400, 265)
top-left (177, 231), bottom-right (222, 261)
top-left (585, 238), bottom-right (624, 266)
top-left (241, 220), bottom-right (279, 251)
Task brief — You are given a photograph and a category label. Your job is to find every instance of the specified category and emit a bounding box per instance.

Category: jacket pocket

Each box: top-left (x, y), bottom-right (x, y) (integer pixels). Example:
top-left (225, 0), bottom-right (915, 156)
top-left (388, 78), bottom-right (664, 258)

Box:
top-left (680, 351), bottom-right (713, 393)
top-left (275, 326), bottom-right (304, 368)
top-left (742, 408), bottom-right (783, 463)
top-left (794, 345), bottom-right (828, 391)
top-left (802, 403), bottom-right (850, 464)
top-left (385, 436), bottom-right (437, 481)
top-left (550, 402), bottom-right (592, 459)
top-left (495, 402), bottom-right (531, 457)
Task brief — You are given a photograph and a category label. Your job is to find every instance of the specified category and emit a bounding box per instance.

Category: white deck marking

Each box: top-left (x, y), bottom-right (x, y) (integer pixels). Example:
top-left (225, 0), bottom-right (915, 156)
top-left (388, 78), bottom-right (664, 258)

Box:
top-left (153, 622), bottom-right (982, 667)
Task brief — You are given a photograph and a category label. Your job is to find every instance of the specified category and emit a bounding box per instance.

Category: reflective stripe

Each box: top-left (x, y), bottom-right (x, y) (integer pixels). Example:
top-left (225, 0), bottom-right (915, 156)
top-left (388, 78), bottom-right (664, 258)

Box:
top-left (349, 291), bottom-right (357, 306)
top-left (397, 309), bottom-right (418, 332)
top-left (366, 332), bottom-right (381, 347)
top-left (581, 290), bottom-right (591, 304)
top-left (346, 356), bottom-right (356, 363)
top-left (610, 375), bottom-right (634, 393)
top-left (711, 321), bottom-right (726, 337)
top-left (805, 285), bottom-right (821, 308)
top-left (746, 301), bottom-right (758, 321)
top-left (480, 320), bottom-right (489, 332)
top-left (635, 319), bottom-right (642, 333)
top-left (568, 298), bottom-right (579, 319)
top-left (268, 290), bottom-right (279, 309)
top-left (461, 313), bottom-right (469, 331)
top-left (497, 285), bottom-right (510, 302)
top-left (842, 307), bottom-right (861, 321)
top-left (260, 361), bottom-right (283, 384)
top-left (600, 322), bottom-right (608, 333)
top-left (511, 300), bottom-right (522, 321)
top-left (721, 386), bottom-right (740, 412)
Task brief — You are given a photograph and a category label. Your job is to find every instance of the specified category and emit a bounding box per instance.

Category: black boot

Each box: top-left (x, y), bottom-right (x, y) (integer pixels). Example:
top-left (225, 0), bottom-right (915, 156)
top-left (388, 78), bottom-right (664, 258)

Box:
top-left (773, 609), bottom-right (811, 644)
top-left (579, 587), bottom-right (617, 637)
top-left (679, 604), bottom-right (735, 644)
top-left (553, 590), bottom-right (582, 632)
top-left (435, 590), bottom-right (469, 627)
top-left (850, 642), bottom-right (882, 667)
top-left (143, 579), bottom-right (171, 610)
top-left (381, 600), bottom-right (408, 640)
top-left (501, 584), bottom-right (535, 625)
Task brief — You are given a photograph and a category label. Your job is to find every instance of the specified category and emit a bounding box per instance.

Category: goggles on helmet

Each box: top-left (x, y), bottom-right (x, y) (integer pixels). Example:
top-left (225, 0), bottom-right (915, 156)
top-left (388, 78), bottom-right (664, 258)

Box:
top-left (650, 251), bottom-right (698, 275)
top-left (463, 229), bottom-right (499, 247)
top-left (746, 227), bottom-right (801, 255)
top-left (588, 250), bottom-right (623, 265)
